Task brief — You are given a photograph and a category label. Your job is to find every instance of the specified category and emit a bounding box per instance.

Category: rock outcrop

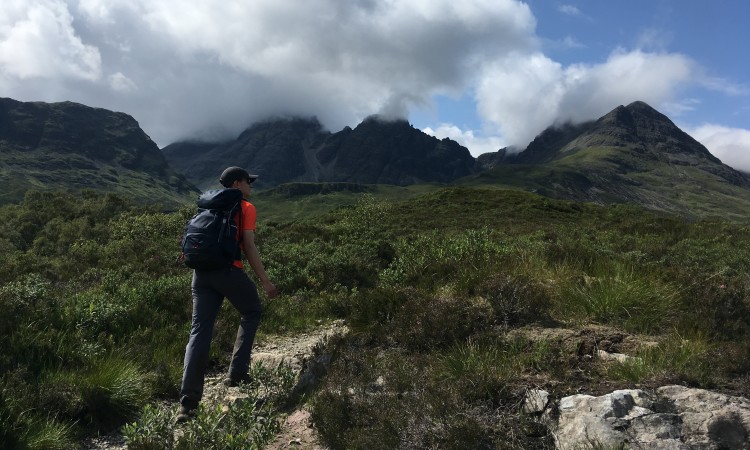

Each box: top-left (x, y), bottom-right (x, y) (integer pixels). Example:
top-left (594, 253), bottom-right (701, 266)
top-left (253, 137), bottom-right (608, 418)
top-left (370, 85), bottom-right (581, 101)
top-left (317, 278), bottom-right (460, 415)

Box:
top-left (529, 386), bottom-right (750, 449)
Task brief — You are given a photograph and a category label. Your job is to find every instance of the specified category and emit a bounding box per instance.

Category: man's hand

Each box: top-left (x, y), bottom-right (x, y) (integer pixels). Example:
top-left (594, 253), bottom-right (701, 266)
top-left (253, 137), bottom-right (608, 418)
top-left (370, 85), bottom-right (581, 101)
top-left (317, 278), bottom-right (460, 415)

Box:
top-left (262, 279), bottom-right (279, 298)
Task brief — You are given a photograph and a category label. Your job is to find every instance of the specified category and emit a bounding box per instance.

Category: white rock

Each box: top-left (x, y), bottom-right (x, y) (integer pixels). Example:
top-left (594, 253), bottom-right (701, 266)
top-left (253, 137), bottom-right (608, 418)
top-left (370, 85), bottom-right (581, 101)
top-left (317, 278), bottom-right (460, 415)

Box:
top-left (551, 386), bottom-right (750, 449)
top-left (523, 389), bottom-right (550, 414)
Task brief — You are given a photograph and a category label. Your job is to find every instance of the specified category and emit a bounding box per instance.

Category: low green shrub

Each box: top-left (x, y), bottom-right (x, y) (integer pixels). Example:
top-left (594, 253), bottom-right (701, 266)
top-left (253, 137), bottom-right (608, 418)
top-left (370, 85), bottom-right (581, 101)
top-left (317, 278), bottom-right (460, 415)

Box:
top-left (122, 404), bottom-right (174, 450)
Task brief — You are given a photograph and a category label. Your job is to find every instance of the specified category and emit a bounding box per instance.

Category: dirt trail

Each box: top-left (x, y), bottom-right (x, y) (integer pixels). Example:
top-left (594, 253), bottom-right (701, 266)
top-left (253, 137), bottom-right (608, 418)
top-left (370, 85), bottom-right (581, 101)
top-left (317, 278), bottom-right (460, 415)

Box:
top-left (83, 320), bottom-right (347, 450)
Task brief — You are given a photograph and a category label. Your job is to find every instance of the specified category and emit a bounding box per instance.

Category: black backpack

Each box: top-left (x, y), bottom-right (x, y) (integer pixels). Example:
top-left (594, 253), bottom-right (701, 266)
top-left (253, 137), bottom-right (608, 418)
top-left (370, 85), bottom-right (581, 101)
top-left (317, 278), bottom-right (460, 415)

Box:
top-left (180, 189), bottom-right (244, 270)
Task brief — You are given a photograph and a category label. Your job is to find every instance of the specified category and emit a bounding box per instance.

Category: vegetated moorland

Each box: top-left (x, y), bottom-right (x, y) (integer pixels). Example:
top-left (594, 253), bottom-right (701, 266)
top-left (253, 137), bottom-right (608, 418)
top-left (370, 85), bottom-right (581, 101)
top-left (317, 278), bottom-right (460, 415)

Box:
top-left (1, 185), bottom-right (749, 449)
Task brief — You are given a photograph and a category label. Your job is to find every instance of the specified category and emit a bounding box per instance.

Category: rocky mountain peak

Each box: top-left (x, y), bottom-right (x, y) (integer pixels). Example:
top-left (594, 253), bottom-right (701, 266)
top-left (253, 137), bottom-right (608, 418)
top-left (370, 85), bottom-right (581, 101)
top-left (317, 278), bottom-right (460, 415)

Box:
top-left (164, 115), bottom-right (477, 188)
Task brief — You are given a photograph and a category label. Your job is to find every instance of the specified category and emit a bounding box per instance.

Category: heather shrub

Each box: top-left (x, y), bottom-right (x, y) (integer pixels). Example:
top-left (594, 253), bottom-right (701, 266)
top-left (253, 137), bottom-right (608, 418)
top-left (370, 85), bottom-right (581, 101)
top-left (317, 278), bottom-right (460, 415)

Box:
top-left (476, 273), bottom-right (553, 327)
top-left (677, 274), bottom-right (750, 340)
top-left (311, 340), bottom-right (554, 450)
top-left (391, 290), bottom-right (494, 350)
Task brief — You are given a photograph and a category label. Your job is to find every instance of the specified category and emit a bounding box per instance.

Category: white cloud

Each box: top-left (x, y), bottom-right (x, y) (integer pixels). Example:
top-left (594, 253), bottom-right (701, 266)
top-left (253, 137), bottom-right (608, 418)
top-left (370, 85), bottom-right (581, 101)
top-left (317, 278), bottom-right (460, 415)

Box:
top-left (0, 0), bottom-right (101, 81)
top-left (662, 98), bottom-right (701, 117)
top-left (0, 0), bottom-right (745, 165)
top-left (558, 5), bottom-right (583, 17)
top-left (108, 72), bottom-right (137, 92)
top-left (698, 76), bottom-right (750, 97)
top-left (1, 0), bottom-right (538, 146)
top-left (476, 49), bottom-right (696, 147)
top-left (423, 124), bottom-right (505, 156)
top-left (686, 124), bottom-right (750, 173)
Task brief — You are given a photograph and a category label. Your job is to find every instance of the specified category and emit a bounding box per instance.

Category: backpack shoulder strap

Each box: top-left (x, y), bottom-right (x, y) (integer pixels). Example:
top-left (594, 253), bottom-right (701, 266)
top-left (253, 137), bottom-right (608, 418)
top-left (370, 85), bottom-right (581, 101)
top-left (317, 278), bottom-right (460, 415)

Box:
top-left (235, 200), bottom-right (245, 242)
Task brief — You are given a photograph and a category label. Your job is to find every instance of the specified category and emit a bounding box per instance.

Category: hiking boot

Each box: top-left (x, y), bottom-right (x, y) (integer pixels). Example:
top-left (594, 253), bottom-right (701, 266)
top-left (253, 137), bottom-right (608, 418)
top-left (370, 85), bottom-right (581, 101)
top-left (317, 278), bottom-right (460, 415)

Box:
top-left (175, 404), bottom-right (197, 424)
top-left (224, 372), bottom-right (252, 387)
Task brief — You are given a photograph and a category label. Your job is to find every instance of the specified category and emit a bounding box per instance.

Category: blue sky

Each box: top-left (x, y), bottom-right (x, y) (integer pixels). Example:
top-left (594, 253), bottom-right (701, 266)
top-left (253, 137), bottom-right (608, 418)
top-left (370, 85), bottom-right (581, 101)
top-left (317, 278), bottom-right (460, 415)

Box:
top-left (415, 1), bottom-right (750, 167)
top-left (1, 1), bottom-right (749, 170)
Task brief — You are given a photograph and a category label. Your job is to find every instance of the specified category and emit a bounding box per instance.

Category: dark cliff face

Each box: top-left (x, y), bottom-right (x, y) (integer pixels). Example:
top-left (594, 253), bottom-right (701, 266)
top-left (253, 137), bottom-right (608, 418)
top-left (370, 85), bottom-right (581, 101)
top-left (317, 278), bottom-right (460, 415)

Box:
top-left (163, 118), bottom-right (327, 189)
top-left (592, 101), bottom-right (721, 162)
top-left (163, 115), bottom-right (477, 188)
top-left (511, 121), bottom-right (596, 165)
top-left (1, 98), bottom-right (163, 170)
top-left (0, 97), bottom-right (197, 206)
top-left (325, 117), bottom-right (476, 185)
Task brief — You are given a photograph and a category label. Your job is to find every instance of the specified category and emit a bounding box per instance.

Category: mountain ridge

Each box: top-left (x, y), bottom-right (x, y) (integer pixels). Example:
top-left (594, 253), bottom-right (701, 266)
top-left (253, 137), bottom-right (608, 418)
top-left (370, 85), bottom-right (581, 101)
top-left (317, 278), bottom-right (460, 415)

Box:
top-left (162, 115), bottom-right (477, 189)
top-left (467, 101), bottom-right (750, 219)
top-left (3, 96), bottom-right (750, 220)
top-left (0, 97), bottom-right (198, 206)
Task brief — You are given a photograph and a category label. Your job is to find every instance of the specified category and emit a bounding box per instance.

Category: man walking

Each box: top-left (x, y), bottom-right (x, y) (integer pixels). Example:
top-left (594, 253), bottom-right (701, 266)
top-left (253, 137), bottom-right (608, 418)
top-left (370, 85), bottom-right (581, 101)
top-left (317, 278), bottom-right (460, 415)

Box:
top-left (177, 166), bottom-right (278, 423)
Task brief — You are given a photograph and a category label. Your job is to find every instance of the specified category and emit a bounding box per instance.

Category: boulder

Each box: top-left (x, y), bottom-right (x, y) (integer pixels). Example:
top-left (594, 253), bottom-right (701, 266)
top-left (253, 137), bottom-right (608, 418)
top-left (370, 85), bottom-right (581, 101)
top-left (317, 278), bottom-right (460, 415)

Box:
top-left (546, 386), bottom-right (750, 449)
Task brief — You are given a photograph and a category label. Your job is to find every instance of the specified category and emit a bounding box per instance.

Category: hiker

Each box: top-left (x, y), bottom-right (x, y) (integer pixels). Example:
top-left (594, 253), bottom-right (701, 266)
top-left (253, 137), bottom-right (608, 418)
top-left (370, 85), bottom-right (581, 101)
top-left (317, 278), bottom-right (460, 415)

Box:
top-left (177, 166), bottom-right (278, 423)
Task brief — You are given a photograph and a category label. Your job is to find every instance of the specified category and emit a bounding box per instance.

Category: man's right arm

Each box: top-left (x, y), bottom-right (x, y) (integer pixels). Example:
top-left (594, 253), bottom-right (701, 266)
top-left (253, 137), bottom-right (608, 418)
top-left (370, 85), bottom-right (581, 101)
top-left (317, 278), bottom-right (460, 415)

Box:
top-left (242, 229), bottom-right (278, 298)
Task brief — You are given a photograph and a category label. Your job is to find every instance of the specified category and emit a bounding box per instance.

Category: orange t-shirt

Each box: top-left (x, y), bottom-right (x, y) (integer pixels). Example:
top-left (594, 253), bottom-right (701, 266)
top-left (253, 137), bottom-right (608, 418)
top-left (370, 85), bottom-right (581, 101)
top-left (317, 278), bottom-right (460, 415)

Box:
top-left (233, 199), bottom-right (256, 269)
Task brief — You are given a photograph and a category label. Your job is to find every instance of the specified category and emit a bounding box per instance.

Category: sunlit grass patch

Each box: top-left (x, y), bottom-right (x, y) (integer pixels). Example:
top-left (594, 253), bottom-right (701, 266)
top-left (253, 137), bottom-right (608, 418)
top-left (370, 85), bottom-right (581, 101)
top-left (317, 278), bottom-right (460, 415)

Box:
top-left (435, 337), bottom-right (557, 401)
top-left (75, 356), bottom-right (153, 429)
top-left (557, 262), bottom-right (679, 333)
top-left (23, 418), bottom-right (75, 450)
top-left (604, 333), bottom-right (712, 385)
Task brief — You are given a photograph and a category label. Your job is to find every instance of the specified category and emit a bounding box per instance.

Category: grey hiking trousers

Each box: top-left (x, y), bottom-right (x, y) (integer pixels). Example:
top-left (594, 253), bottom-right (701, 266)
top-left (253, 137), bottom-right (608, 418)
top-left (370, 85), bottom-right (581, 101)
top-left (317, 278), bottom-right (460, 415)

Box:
top-left (180, 266), bottom-right (262, 407)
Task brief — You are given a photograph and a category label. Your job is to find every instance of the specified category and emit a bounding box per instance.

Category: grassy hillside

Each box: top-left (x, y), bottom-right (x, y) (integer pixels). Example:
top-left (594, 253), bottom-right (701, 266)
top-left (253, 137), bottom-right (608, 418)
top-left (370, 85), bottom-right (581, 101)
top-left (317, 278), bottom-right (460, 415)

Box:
top-left (1, 187), bottom-right (749, 449)
top-left (460, 147), bottom-right (750, 221)
top-left (252, 182), bottom-right (442, 222)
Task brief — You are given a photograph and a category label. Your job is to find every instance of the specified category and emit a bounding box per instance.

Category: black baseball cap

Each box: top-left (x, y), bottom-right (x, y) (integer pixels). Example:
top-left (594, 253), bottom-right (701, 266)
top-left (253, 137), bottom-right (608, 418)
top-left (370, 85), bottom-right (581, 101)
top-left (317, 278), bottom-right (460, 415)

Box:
top-left (219, 166), bottom-right (259, 187)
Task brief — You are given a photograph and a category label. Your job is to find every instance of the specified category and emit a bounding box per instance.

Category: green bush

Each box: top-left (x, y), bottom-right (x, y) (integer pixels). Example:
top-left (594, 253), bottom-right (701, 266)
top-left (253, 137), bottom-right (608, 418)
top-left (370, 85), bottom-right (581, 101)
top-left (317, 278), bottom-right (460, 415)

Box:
top-left (122, 404), bottom-right (174, 450)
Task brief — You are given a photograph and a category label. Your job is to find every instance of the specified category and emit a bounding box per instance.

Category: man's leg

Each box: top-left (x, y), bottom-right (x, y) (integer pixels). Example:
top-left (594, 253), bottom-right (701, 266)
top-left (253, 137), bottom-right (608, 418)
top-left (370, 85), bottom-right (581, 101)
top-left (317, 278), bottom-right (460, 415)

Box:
top-left (223, 267), bottom-right (263, 379)
top-left (180, 270), bottom-right (224, 408)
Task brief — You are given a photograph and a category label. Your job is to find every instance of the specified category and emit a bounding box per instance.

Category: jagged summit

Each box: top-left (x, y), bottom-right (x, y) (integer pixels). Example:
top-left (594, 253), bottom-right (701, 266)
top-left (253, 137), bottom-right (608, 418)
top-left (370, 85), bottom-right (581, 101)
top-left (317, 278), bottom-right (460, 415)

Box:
top-left (163, 116), bottom-right (476, 189)
top-left (592, 101), bottom-right (720, 162)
